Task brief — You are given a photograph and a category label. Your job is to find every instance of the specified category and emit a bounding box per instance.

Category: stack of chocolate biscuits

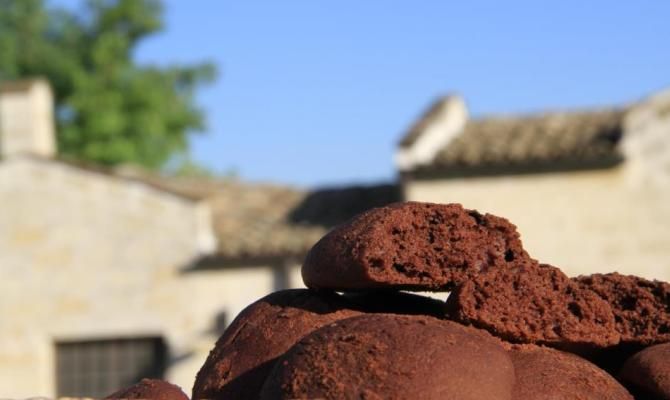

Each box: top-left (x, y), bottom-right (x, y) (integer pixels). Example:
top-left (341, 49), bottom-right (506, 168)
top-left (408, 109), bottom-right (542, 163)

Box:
top-left (110, 202), bottom-right (670, 399)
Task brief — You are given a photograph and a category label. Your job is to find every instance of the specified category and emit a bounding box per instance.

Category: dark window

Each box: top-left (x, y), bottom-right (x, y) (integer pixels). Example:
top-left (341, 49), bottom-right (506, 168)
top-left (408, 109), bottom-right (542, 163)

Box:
top-left (55, 336), bottom-right (167, 398)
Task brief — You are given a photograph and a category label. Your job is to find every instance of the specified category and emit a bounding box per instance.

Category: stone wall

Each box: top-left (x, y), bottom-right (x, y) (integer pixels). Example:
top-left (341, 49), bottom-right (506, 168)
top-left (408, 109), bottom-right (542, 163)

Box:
top-left (0, 157), bottom-right (277, 397)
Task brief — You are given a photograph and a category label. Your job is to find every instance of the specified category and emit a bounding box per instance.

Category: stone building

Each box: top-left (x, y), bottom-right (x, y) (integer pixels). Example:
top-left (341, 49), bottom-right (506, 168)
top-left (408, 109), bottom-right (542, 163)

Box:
top-left (397, 89), bottom-right (670, 280)
top-left (0, 79), bottom-right (400, 397)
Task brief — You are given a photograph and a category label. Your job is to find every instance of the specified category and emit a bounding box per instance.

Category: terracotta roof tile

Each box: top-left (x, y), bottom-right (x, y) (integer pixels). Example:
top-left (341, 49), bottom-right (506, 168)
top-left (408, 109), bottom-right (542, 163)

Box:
top-left (207, 182), bottom-right (325, 259)
top-left (402, 103), bottom-right (627, 176)
top-left (208, 182), bottom-right (401, 259)
top-left (436, 109), bottom-right (625, 167)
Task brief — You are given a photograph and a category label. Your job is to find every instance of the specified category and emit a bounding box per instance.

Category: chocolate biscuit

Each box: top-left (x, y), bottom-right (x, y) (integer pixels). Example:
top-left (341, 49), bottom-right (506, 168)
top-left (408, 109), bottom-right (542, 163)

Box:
top-left (619, 342), bottom-right (670, 399)
top-left (105, 379), bottom-right (189, 400)
top-left (260, 314), bottom-right (515, 400)
top-left (447, 263), bottom-right (619, 349)
top-left (191, 289), bottom-right (359, 400)
top-left (575, 273), bottom-right (670, 345)
top-left (510, 345), bottom-right (633, 399)
top-left (302, 202), bottom-right (530, 291)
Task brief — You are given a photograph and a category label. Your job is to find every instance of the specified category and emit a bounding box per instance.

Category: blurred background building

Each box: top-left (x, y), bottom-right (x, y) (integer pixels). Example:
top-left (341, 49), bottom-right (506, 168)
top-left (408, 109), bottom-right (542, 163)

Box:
top-left (2, 77), bottom-right (668, 398)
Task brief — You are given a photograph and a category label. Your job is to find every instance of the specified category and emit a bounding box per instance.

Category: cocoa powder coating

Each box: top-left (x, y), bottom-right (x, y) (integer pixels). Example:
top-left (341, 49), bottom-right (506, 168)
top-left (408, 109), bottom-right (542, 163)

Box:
top-left (260, 314), bottom-right (515, 400)
top-left (619, 342), bottom-right (670, 399)
top-left (510, 345), bottom-right (633, 400)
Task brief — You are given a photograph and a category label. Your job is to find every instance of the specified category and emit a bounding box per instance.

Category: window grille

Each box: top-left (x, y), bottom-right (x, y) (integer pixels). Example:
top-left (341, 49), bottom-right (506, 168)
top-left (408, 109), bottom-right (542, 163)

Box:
top-left (55, 336), bottom-right (166, 398)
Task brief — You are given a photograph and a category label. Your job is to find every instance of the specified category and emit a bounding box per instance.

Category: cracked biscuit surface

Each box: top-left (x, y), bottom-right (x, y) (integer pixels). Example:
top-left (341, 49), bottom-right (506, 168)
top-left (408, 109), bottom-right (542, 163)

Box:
top-left (447, 263), bottom-right (620, 349)
top-left (302, 202), bottom-right (531, 291)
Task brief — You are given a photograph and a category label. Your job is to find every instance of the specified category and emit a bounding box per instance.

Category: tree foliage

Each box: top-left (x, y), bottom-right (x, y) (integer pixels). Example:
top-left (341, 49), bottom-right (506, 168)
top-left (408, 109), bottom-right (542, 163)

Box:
top-left (0, 0), bottom-right (216, 168)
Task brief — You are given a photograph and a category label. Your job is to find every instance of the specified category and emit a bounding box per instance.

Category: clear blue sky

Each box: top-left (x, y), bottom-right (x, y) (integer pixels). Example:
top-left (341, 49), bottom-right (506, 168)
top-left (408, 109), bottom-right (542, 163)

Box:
top-left (54, 1), bottom-right (670, 187)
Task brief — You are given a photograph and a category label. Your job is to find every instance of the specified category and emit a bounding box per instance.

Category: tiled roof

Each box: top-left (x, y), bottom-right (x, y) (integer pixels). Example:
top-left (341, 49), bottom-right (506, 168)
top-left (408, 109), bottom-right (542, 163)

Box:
top-left (434, 109), bottom-right (625, 170)
top-left (400, 99), bottom-right (628, 176)
top-left (208, 182), bottom-right (400, 260)
top-left (207, 182), bottom-right (325, 259)
top-left (112, 166), bottom-right (401, 260)
top-left (288, 184), bottom-right (401, 227)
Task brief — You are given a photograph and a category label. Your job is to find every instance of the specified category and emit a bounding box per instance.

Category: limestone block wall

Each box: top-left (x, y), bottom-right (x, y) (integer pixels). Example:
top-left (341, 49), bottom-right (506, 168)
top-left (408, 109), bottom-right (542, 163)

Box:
top-left (0, 157), bottom-right (218, 397)
top-left (405, 165), bottom-right (670, 281)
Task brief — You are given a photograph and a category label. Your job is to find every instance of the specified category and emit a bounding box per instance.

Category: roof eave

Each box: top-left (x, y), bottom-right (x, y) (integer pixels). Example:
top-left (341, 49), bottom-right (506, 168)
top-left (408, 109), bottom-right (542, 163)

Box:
top-left (403, 155), bottom-right (625, 181)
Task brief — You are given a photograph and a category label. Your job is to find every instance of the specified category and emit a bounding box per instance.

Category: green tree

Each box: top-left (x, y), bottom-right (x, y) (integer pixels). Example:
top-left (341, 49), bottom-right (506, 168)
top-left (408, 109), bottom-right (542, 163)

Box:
top-left (0, 0), bottom-right (216, 168)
